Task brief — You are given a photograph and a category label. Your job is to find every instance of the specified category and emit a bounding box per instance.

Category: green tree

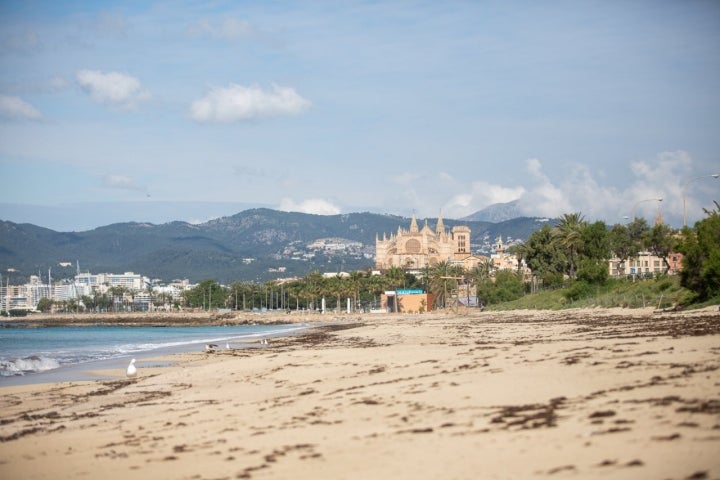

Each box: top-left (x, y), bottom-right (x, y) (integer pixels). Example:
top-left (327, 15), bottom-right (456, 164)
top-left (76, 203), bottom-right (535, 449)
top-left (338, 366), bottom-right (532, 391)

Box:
top-left (383, 266), bottom-right (406, 290)
top-left (182, 280), bottom-right (228, 309)
top-left (522, 225), bottom-right (567, 285)
top-left (576, 221), bottom-right (610, 284)
top-left (576, 258), bottom-right (609, 284)
top-left (679, 202), bottom-right (720, 301)
top-left (553, 212), bottom-right (586, 279)
top-left (427, 261), bottom-right (465, 308)
top-left (627, 218), bottom-right (650, 253)
top-left (643, 222), bottom-right (677, 273)
top-left (580, 221), bottom-right (610, 260)
top-left (476, 270), bottom-right (524, 305)
top-left (36, 297), bottom-right (53, 313)
top-left (608, 224), bottom-right (635, 276)
top-left (469, 258), bottom-right (493, 286)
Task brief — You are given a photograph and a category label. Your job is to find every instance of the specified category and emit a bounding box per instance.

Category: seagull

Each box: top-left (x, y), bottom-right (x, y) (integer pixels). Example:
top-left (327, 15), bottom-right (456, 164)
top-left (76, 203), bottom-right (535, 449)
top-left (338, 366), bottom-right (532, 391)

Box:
top-left (205, 343), bottom-right (218, 352)
top-left (126, 358), bottom-right (137, 378)
top-left (225, 342), bottom-right (231, 350)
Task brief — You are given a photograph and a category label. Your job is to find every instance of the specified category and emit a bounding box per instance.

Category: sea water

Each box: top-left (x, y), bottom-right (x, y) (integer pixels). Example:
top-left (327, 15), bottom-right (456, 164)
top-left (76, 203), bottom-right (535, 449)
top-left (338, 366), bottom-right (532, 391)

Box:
top-left (0, 323), bottom-right (307, 383)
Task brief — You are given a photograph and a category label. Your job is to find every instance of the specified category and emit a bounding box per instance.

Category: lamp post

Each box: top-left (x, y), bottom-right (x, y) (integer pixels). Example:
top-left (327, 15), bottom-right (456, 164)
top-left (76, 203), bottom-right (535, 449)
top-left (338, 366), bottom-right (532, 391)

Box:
top-left (682, 173), bottom-right (720, 228)
top-left (631, 197), bottom-right (663, 221)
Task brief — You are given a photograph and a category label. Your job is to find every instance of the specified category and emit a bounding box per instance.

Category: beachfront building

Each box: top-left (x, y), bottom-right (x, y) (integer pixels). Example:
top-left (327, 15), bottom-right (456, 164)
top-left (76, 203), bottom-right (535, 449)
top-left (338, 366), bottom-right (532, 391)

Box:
top-left (375, 213), bottom-right (474, 271)
top-left (0, 271), bottom-right (160, 312)
top-left (608, 251), bottom-right (684, 278)
top-left (75, 271), bottom-right (149, 291)
top-left (380, 289), bottom-right (436, 313)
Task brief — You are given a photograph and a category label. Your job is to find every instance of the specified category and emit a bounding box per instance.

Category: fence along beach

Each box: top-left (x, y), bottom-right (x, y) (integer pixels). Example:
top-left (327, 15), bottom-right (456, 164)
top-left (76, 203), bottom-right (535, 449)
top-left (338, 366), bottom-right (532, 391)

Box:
top-left (0, 307), bottom-right (718, 479)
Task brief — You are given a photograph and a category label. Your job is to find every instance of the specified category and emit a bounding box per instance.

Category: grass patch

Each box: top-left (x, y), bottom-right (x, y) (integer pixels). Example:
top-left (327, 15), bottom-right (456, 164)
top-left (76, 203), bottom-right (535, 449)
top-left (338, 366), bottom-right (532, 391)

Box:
top-left (484, 276), bottom-right (711, 311)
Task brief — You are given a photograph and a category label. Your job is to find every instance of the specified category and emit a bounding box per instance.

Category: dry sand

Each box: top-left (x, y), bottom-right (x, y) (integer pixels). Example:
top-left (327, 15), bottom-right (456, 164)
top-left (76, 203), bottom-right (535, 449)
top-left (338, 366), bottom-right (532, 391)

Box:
top-left (1, 307), bottom-right (719, 479)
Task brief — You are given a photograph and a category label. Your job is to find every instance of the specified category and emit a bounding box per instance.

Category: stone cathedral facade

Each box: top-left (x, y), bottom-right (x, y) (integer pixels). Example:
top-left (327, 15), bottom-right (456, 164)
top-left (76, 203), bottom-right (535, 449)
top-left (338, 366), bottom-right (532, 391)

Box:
top-left (374, 213), bottom-right (472, 270)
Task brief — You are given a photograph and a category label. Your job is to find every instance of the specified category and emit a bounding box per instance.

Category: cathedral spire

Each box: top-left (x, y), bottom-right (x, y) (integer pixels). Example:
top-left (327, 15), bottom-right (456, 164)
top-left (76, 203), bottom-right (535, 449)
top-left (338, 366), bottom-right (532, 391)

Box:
top-left (655, 209), bottom-right (663, 226)
top-left (410, 212), bottom-right (419, 233)
top-left (436, 210), bottom-right (445, 235)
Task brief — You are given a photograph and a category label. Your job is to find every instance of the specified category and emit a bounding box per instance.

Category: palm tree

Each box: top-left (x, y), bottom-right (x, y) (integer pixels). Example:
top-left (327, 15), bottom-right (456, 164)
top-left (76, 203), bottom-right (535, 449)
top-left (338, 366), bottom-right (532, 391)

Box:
top-left (348, 271), bottom-right (364, 311)
top-left (553, 212), bottom-right (586, 279)
top-left (469, 259), bottom-right (493, 285)
top-left (426, 261), bottom-right (465, 309)
top-left (383, 266), bottom-right (406, 291)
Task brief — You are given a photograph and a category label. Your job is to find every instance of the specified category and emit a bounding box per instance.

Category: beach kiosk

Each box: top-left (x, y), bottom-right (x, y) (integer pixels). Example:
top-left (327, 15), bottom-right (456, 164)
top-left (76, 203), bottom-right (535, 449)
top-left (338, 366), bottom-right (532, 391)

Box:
top-left (380, 289), bottom-right (435, 314)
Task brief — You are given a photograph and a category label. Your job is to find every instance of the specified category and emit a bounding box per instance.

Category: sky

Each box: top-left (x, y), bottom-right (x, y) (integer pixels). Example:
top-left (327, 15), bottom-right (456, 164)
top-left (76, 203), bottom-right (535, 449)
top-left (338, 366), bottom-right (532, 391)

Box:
top-left (1, 0), bottom-right (719, 232)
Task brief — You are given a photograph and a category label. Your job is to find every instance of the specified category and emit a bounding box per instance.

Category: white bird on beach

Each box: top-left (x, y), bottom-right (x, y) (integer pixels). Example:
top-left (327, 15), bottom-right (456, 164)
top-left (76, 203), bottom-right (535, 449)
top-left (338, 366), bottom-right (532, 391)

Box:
top-left (205, 343), bottom-right (218, 352)
top-left (226, 342), bottom-right (231, 350)
top-left (126, 358), bottom-right (137, 378)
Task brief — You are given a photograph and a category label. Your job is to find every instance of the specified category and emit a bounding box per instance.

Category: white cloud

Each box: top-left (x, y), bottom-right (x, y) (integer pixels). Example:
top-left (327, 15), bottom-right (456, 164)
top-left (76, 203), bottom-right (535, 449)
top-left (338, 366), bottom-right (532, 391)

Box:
top-left (278, 198), bottom-right (341, 215)
top-left (76, 70), bottom-right (150, 108)
top-left (507, 152), bottom-right (702, 225)
top-left (103, 174), bottom-right (145, 192)
top-left (190, 84), bottom-right (311, 123)
top-left (187, 18), bottom-right (254, 40)
top-left (627, 151), bottom-right (694, 220)
top-left (0, 95), bottom-right (43, 120)
top-left (515, 159), bottom-right (580, 218)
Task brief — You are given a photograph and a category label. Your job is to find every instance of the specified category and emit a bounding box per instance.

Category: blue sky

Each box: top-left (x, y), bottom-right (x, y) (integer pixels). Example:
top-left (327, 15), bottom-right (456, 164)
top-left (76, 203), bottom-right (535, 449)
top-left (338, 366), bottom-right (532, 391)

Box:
top-left (1, 0), bottom-right (719, 231)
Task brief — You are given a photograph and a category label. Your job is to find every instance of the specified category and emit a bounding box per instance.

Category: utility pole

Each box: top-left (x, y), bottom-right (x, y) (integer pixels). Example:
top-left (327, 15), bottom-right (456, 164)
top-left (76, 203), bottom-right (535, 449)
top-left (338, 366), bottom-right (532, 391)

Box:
top-left (440, 275), bottom-right (465, 313)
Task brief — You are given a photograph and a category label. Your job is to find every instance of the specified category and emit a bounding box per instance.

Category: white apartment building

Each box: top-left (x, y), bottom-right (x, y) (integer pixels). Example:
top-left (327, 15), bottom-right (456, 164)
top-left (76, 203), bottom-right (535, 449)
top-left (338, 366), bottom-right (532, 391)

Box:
top-left (75, 271), bottom-right (149, 292)
top-left (1, 271), bottom-right (155, 311)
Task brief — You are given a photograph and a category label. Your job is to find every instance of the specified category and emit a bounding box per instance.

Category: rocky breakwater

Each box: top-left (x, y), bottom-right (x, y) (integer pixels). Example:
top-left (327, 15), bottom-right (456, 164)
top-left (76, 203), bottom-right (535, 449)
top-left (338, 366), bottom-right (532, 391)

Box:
top-left (0, 310), bottom-right (325, 327)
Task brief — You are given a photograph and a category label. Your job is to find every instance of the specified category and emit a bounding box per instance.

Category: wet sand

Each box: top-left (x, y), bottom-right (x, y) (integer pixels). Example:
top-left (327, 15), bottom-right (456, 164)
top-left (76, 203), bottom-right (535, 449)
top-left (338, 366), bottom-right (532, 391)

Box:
top-left (1, 307), bottom-right (719, 479)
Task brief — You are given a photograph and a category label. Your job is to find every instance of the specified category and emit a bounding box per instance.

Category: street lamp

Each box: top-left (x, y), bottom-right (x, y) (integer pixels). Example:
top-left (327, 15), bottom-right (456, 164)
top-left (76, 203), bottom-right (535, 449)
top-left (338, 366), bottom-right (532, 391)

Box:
top-left (631, 197), bottom-right (663, 221)
top-left (682, 173), bottom-right (720, 227)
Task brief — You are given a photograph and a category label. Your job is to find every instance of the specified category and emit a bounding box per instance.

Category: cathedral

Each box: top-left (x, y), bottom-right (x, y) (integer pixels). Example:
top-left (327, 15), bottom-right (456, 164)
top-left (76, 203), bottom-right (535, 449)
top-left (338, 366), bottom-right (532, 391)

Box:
top-left (374, 213), bottom-right (472, 270)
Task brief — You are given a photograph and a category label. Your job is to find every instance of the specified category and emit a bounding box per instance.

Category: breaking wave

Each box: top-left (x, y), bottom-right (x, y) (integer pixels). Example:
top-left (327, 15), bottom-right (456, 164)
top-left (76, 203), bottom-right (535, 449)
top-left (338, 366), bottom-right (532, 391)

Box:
top-left (0, 356), bottom-right (61, 377)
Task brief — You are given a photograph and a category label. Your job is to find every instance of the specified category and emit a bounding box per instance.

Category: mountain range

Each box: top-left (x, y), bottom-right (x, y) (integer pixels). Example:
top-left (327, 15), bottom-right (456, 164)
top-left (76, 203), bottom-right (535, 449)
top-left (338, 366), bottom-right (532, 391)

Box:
top-left (0, 208), bottom-right (556, 284)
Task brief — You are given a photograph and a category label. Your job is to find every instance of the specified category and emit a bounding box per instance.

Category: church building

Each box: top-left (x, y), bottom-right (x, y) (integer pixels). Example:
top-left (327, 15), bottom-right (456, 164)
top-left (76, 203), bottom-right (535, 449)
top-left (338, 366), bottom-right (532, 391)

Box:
top-left (374, 213), bottom-right (472, 271)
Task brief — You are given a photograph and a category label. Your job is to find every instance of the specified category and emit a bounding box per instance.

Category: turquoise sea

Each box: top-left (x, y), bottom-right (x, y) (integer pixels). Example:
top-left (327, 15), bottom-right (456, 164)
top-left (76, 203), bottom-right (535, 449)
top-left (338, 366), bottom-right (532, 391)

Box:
top-left (0, 323), bottom-right (307, 384)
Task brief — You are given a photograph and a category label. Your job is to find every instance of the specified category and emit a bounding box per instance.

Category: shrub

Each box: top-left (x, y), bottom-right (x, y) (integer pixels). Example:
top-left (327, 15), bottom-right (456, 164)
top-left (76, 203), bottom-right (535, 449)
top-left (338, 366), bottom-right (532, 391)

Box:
top-left (542, 272), bottom-right (565, 288)
top-left (680, 208), bottom-right (720, 301)
top-left (477, 271), bottom-right (525, 305)
top-left (563, 281), bottom-right (591, 302)
top-left (576, 258), bottom-right (609, 285)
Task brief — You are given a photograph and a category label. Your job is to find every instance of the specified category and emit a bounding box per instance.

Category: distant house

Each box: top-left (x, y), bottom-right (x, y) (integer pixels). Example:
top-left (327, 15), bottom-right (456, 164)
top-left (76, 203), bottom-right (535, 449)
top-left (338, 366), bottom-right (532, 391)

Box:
top-left (608, 251), bottom-right (683, 278)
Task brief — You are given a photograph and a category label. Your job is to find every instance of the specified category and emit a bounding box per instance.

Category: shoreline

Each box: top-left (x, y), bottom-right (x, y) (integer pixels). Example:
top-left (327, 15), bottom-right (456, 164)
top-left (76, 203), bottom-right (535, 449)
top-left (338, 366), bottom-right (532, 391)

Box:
top-left (1, 307), bottom-right (718, 479)
top-left (0, 322), bottom-right (321, 387)
top-left (0, 310), bottom-right (328, 327)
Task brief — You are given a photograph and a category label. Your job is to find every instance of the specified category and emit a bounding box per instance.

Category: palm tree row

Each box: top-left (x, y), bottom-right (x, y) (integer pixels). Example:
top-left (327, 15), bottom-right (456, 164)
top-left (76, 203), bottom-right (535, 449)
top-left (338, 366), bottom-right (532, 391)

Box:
top-left (182, 261), bottom-right (498, 312)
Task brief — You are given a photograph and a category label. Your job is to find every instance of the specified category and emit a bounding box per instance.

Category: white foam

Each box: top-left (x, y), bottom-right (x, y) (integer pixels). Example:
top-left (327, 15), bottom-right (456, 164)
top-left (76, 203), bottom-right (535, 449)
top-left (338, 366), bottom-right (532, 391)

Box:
top-left (0, 356), bottom-right (61, 376)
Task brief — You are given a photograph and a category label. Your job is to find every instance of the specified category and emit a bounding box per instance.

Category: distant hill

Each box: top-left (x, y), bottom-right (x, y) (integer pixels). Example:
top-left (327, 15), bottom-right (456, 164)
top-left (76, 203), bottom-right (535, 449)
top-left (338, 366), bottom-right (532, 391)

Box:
top-left (461, 201), bottom-right (522, 223)
top-left (0, 208), bottom-right (557, 284)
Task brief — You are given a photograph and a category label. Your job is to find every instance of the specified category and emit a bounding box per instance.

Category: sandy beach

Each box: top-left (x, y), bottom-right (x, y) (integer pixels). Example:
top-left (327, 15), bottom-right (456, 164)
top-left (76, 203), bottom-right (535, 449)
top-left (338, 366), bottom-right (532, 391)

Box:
top-left (1, 307), bottom-right (719, 479)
